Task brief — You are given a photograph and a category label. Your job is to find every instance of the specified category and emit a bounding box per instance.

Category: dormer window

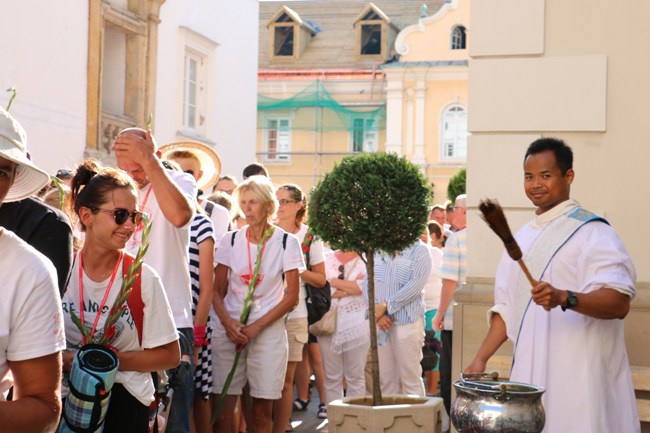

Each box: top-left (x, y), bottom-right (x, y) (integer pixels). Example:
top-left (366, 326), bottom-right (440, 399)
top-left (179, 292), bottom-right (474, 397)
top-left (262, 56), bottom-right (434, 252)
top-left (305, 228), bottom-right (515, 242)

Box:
top-left (451, 25), bottom-right (467, 50)
top-left (268, 6), bottom-right (317, 61)
top-left (354, 3), bottom-right (399, 61)
top-left (274, 18), bottom-right (294, 57)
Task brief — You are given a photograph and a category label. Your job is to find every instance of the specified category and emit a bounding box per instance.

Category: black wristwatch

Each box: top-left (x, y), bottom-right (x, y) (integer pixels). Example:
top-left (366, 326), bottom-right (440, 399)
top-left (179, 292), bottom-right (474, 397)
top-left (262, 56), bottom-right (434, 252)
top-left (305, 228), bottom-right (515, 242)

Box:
top-left (561, 290), bottom-right (578, 311)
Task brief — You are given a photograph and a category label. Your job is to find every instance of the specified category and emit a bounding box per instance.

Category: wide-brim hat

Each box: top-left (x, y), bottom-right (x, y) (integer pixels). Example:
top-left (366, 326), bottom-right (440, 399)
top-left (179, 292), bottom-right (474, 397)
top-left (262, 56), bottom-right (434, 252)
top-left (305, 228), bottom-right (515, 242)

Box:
top-left (159, 141), bottom-right (222, 191)
top-left (0, 107), bottom-right (50, 202)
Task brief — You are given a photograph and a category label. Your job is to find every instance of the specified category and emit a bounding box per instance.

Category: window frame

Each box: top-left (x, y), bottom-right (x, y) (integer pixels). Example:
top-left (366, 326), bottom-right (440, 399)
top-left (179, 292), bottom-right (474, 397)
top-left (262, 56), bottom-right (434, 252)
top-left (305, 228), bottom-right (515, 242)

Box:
top-left (182, 49), bottom-right (202, 132)
top-left (272, 22), bottom-right (296, 58)
top-left (262, 113), bottom-right (294, 163)
top-left (451, 25), bottom-right (467, 50)
top-left (179, 28), bottom-right (218, 139)
top-left (355, 19), bottom-right (386, 60)
top-left (349, 116), bottom-right (379, 153)
top-left (440, 105), bottom-right (468, 161)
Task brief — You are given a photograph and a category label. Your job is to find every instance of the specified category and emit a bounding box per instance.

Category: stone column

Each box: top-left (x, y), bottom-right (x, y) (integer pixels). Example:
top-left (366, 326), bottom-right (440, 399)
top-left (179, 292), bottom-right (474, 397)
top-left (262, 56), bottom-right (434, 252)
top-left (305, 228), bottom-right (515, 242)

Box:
top-left (384, 80), bottom-right (404, 155)
top-left (413, 80), bottom-right (427, 165)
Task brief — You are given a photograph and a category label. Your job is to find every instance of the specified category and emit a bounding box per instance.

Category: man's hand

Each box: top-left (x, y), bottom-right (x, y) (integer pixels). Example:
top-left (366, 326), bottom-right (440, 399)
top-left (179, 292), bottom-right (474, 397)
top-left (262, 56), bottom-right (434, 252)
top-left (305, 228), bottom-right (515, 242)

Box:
top-left (464, 357), bottom-right (487, 374)
top-left (374, 301), bottom-right (388, 320)
top-left (112, 129), bottom-right (157, 167)
top-left (431, 310), bottom-right (445, 331)
top-left (531, 281), bottom-right (566, 310)
top-left (377, 314), bottom-right (394, 331)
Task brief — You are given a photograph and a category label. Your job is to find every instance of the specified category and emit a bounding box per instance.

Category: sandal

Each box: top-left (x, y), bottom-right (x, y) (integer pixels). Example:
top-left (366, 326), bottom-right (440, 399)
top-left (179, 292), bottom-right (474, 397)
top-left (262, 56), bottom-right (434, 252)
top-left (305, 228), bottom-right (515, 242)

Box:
top-left (293, 398), bottom-right (310, 411)
top-left (285, 419), bottom-right (294, 432)
top-left (317, 403), bottom-right (328, 419)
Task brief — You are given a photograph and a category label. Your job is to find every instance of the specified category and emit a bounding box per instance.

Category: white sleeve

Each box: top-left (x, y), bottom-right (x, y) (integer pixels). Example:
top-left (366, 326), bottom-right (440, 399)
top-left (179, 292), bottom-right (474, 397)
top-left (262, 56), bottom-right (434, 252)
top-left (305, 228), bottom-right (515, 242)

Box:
top-left (283, 233), bottom-right (306, 273)
top-left (215, 230), bottom-right (236, 268)
top-left (309, 237), bottom-right (326, 266)
top-left (8, 259), bottom-right (65, 361)
top-left (141, 265), bottom-right (180, 349)
top-left (208, 202), bottom-right (231, 243)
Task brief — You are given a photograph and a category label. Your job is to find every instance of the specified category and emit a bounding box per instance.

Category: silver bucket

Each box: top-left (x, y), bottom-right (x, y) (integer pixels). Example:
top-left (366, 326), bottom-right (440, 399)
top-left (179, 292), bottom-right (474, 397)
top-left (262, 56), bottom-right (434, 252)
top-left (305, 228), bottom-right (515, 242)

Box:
top-left (451, 373), bottom-right (545, 433)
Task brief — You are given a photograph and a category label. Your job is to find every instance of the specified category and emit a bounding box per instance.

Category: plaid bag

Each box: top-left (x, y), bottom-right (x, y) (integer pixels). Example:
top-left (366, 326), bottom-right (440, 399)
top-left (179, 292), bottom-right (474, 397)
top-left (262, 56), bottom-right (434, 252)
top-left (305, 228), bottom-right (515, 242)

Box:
top-left (60, 344), bottom-right (119, 433)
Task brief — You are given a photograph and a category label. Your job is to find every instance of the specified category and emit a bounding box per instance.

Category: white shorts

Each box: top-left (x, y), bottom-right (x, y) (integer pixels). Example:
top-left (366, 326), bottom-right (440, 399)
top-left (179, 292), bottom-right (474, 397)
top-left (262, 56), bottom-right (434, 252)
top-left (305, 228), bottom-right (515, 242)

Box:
top-left (211, 317), bottom-right (288, 400)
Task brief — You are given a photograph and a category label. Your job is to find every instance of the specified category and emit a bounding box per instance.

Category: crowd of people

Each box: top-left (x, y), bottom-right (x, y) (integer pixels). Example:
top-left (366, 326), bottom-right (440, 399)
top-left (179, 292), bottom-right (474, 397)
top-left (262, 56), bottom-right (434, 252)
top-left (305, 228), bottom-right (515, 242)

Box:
top-left (0, 101), bottom-right (641, 433)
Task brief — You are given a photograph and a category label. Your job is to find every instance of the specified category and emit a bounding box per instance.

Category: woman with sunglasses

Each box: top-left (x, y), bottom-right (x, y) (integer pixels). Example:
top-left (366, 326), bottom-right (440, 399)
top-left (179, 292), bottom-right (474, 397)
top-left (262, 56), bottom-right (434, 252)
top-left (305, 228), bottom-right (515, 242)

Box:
top-left (60, 159), bottom-right (180, 432)
top-left (212, 176), bottom-right (303, 433)
top-left (318, 250), bottom-right (369, 406)
top-left (273, 184), bottom-right (328, 432)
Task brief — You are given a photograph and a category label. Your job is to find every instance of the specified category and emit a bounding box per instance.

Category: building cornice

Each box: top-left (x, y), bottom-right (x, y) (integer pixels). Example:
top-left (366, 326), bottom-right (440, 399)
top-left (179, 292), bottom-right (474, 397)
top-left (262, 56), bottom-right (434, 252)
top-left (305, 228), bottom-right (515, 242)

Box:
top-left (395, 0), bottom-right (460, 56)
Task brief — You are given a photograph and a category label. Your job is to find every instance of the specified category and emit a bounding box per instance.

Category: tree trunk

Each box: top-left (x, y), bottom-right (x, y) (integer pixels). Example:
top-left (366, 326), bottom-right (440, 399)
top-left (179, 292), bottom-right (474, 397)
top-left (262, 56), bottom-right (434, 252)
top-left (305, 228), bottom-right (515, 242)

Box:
top-left (366, 248), bottom-right (383, 406)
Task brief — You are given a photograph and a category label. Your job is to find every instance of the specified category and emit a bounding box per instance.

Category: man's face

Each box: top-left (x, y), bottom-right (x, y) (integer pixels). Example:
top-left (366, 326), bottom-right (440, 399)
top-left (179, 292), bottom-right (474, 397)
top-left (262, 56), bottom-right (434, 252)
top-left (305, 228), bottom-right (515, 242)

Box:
top-left (524, 150), bottom-right (573, 214)
top-left (0, 156), bottom-right (17, 204)
top-left (216, 179), bottom-right (236, 195)
top-left (430, 208), bottom-right (446, 226)
top-left (116, 156), bottom-right (148, 188)
top-left (171, 157), bottom-right (202, 182)
top-left (453, 199), bottom-right (466, 230)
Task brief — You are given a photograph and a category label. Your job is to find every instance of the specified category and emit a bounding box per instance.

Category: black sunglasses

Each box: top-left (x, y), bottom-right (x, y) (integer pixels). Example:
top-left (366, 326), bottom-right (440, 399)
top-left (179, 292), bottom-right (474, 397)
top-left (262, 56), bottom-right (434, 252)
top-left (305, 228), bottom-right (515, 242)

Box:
top-left (338, 264), bottom-right (345, 280)
top-left (91, 207), bottom-right (144, 226)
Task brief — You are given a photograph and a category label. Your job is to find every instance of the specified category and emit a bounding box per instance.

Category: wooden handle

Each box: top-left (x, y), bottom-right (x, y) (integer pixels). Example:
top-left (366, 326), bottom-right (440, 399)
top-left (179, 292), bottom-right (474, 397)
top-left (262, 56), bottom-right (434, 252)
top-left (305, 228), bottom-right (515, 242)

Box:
top-left (517, 259), bottom-right (538, 288)
top-left (518, 259), bottom-right (551, 311)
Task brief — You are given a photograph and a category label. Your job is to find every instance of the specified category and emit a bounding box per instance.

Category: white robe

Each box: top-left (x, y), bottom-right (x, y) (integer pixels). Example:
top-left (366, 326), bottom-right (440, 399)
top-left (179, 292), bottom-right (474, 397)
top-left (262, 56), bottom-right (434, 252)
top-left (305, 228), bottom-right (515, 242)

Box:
top-left (491, 200), bottom-right (640, 433)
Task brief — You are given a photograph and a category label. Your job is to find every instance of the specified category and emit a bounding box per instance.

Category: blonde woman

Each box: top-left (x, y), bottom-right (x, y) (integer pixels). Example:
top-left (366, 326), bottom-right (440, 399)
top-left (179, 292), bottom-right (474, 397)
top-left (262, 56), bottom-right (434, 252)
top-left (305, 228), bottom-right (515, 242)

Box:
top-left (212, 176), bottom-right (304, 433)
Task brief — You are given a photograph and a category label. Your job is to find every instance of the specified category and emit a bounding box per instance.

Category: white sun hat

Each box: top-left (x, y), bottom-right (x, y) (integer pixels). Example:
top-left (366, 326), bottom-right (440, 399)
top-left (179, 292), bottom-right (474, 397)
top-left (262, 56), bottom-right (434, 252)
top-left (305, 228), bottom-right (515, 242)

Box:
top-left (159, 141), bottom-right (222, 192)
top-left (0, 107), bottom-right (50, 202)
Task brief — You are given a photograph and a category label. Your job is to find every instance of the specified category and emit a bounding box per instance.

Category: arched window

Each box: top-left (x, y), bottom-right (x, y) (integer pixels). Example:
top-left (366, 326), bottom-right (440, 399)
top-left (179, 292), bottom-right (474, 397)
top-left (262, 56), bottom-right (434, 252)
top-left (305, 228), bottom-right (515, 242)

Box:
top-left (451, 25), bottom-right (466, 50)
top-left (441, 106), bottom-right (468, 160)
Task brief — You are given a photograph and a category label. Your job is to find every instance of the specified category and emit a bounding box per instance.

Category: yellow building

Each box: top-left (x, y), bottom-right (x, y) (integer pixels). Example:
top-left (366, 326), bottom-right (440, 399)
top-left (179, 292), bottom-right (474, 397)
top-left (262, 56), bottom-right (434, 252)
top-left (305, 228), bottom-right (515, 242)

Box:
top-left (383, 0), bottom-right (470, 202)
top-left (257, 0), bottom-right (467, 196)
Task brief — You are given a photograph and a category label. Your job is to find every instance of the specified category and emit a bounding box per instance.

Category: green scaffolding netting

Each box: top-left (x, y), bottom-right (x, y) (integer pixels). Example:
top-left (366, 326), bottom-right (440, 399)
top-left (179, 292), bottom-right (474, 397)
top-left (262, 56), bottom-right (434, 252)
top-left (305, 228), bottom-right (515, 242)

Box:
top-left (257, 80), bottom-right (386, 133)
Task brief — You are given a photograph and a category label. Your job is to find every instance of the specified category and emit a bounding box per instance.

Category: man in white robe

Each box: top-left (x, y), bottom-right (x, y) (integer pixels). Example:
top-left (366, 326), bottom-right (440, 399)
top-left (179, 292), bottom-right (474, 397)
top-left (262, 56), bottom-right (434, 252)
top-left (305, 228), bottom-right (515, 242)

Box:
top-left (466, 137), bottom-right (640, 432)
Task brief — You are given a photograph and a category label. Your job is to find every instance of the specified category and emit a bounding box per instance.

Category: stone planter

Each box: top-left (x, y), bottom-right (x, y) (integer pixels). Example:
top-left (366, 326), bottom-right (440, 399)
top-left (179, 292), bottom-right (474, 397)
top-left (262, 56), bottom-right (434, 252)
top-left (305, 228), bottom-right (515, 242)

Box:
top-left (328, 395), bottom-right (443, 433)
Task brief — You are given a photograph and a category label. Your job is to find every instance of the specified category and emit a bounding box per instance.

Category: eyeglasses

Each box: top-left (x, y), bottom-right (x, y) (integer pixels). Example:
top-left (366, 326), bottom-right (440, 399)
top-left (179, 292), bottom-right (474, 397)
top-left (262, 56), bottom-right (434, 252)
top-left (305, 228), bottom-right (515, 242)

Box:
top-left (56, 169), bottom-right (73, 179)
top-left (338, 264), bottom-right (345, 280)
top-left (278, 199), bottom-right (299, 206)
top-left (90, 207), bottom-right (145, 226)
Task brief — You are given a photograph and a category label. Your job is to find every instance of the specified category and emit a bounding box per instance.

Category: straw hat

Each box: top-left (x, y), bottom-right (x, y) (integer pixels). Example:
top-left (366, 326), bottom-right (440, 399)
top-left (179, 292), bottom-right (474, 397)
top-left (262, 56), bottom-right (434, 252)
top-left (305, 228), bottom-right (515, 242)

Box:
top-left (0, 107), bottom-right (50, 202)
top-left (159, 141), bottom-right (222, 191)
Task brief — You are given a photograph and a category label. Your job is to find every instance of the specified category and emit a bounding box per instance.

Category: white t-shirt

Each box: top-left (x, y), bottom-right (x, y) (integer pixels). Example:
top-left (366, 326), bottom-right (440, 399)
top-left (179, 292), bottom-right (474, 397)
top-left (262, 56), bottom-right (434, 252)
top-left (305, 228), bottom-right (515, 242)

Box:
top-left (201, 199), bottom-right (230, 246)
top-left (126, 169), bottom-right (197, 328)
top-left (288, 224), bottom-right (325, 320)
top-left (215, 225), bottom-right (305, 323)
top-left (62, 254), bottom-right (178, 406)
top-left (423, 245), bottom-right (443, 311)
top-left (0, 230), bottom-right (65, 400)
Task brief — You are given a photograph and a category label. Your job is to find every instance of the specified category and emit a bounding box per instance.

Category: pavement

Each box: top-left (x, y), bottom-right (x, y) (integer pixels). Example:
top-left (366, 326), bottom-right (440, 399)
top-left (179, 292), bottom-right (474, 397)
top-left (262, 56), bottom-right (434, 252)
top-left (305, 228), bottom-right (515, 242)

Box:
top-left (287, 395), bottom-right (329, 433)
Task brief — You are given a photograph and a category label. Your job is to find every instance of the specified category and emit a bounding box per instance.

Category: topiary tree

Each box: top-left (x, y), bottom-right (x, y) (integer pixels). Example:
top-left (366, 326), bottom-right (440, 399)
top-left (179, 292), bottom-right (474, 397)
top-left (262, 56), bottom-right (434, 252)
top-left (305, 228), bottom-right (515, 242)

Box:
top-left (308, 152), bottom-right (432, 406)
top-left (447, 167), bottom-right (466, 202)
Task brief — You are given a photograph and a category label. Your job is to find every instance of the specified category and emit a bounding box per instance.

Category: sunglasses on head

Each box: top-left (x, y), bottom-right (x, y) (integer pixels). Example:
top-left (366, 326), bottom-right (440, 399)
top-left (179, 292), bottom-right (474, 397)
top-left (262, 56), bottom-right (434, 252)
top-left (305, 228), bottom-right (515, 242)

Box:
top-left (90, 207), bottom-right (144, 226)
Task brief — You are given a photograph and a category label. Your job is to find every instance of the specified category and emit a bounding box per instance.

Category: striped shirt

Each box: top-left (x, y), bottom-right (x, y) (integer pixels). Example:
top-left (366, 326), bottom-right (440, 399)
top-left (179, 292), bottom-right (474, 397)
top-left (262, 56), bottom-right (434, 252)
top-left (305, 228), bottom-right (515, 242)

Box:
top-left (439, 228), bottom-right (467, 329)
top-left (363, 241), bottom-right (431, 325)
top-left (190, 213), bottom-right (215, 319)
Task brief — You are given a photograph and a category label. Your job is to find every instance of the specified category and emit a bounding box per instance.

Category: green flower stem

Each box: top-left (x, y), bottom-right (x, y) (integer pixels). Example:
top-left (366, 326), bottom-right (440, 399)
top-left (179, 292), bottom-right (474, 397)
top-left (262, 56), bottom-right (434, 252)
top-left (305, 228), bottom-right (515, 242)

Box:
top-left (5, 86), bottom-right (16, 112)
top-left (211, 225), bottom-right (275, 425)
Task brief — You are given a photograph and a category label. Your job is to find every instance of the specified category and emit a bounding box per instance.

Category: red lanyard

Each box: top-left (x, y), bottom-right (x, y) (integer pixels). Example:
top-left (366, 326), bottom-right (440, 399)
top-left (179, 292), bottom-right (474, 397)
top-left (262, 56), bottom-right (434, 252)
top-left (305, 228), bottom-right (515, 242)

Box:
top-left (246, 226), bottom-right (270, 287)
top-left (78, 251), bottom-right (123, 344)
top-left (136, 184), bottom-right (153, 232)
